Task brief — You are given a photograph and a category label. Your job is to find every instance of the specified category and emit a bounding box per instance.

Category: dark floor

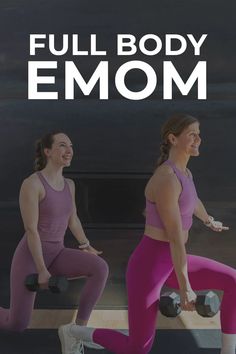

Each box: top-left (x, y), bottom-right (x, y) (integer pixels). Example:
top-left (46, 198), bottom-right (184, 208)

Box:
top-left (0, 329), bottom-right (221, 354)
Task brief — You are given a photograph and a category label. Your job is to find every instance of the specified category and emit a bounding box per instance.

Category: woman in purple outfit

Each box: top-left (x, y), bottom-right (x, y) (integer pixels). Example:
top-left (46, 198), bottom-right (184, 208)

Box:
top-left (59, 114), bottom-right (236, 354)
top-left (0, 132), bottom-right (108, 351)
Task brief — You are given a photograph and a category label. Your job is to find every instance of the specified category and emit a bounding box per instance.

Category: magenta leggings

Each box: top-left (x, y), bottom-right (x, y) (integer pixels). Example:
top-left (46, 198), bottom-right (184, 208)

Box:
top-left (0, 237), bottom-right (108, 332)
top-left (93, 235), bottom-right (236, 354)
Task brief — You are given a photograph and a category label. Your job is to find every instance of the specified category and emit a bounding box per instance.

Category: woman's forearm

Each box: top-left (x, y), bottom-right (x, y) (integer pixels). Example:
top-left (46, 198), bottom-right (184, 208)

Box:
top-left (194, 198), bottom-right (209, 222)
top-left (169, 240), bottom-right (191, 291)
top-left (26, 230), bottom-right (47, 273)
top-left (69, 217), bottom-right (89, 245)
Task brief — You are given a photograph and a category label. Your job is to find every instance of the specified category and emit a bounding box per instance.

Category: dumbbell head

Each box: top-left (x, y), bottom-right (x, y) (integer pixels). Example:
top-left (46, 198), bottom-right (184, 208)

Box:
top-left (159, 291), bottom-right (181, 317)
top-left (25, 274), bottom-right (39, 292)
top-left (48, 276), bottom-right (68, 293)
top-left (195, 291), bottom-right (220, 317)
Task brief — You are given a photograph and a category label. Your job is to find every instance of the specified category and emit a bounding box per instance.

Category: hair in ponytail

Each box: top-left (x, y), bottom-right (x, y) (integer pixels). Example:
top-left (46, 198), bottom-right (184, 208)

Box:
top-left (34, 131), bottom-right (63, 171)
top-left (158, 141), bottom-right (171, 166)
top-left (157, 113), bottom-right (199, 167)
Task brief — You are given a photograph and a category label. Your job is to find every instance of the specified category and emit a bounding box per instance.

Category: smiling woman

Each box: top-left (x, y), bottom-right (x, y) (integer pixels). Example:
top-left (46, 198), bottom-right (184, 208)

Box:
top-left (0, 131), bottom-right (108, 350)
top-left (34, 131), bottom-right (73, 172)
top-left (57, 114), bottom-right (236, 354)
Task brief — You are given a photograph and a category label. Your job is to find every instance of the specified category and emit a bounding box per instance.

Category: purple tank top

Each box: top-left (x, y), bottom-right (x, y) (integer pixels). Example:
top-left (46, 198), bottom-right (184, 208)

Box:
top-left (36, 172), bottom-right (73, 242)
top-left (145, 159), bottom-right (198, 231)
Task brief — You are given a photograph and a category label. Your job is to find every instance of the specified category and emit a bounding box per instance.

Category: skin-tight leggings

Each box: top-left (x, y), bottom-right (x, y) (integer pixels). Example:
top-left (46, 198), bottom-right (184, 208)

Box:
top-left (93, 235), bottom-right (236, 354)
top-left (0, 237), bottom-right (109, 331)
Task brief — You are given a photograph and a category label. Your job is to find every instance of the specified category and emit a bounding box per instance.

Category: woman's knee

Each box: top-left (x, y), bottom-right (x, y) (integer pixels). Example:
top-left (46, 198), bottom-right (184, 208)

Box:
top-left (224, 269), bottom-right (236, 292)
top-left (94, 257), bottom-right (109, 281)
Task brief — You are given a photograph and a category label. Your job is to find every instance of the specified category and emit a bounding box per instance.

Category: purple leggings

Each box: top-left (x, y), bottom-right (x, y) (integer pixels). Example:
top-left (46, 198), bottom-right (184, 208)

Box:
top-left (0, 237), bottom-right (109, 332)
top-left (93, 235), bottom-right (236, 354)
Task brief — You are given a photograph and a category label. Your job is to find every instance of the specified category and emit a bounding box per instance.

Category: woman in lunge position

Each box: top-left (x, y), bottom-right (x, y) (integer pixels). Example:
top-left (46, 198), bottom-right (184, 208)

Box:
top-left (0, 132), bottom-right (108, 351)
top-left (59, 114), bottom-right (236, 354)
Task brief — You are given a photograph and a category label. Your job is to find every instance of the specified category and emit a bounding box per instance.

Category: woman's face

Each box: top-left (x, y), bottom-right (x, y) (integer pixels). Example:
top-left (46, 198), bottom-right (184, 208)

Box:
top-left (171, 122), bottom-right (201, 156)
top-left (45, 133), bottom-right (74, 167)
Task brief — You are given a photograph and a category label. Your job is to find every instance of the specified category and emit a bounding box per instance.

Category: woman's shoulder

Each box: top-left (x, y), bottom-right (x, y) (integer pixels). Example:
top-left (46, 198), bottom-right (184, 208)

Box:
top-left (21, 172), bottom-right (41, 189)
top-left (19, 173), bottom-right (44, 199)
top-left (153, 162), bottom-right (176, 180)
top-left (65, 178), bottom-right (75, 187)
top-left (65, 178), bottom-right (75, 195)
top-left (186, 168), bottom-right (193, 179)
top-left (146, 163), bottom-right (178, 193)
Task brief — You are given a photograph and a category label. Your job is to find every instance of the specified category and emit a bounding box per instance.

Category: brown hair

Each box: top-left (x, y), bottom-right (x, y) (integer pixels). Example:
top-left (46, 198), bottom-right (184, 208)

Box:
top-left (34, 131), bottom-right (63, 171)
top-left (157, 113), bottom-right (199, 166)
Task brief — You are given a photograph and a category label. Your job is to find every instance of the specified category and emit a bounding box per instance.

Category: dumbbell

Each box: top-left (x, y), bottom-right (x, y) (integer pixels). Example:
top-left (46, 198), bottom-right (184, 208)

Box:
top-left (25, 274), bottom-right (69, 293)
top-left (159, 290), bottom-right (220, 318)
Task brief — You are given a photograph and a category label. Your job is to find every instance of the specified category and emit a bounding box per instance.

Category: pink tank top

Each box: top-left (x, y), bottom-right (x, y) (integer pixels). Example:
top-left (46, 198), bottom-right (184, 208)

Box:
top-left (36, 172), bottom-right (73, 242)
top-left (145, 159), bottom-right (198, 231)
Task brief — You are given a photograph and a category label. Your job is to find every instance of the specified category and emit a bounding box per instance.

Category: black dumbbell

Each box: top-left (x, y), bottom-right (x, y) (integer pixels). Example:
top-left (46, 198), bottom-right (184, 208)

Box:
top-left (159, 291), bottom-right (181, 317)
top-left (159, 290), bottom-right (220, 318)
top-left (25, 274), bottom-right (69, 293)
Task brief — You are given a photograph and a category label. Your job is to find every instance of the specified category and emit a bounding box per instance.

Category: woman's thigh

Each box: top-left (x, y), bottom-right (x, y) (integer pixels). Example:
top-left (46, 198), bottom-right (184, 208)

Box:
top-left (48, 247), bottom-right (108, 278)
top-left (165, 254), bottom-right (236, 291)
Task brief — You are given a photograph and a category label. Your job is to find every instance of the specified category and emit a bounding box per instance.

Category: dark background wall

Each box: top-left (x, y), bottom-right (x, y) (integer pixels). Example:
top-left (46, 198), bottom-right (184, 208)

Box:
top-left (0, 0), bottom-right (236, 204)
top-left (0, 1), bottom-right (236, 272)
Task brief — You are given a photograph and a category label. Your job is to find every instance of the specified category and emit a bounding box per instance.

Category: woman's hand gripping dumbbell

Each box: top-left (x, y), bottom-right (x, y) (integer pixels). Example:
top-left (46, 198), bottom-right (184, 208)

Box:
top-left (159, 290), bottom-right (220, 318)
top-left (25, 273), bottom-right (69, 293)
